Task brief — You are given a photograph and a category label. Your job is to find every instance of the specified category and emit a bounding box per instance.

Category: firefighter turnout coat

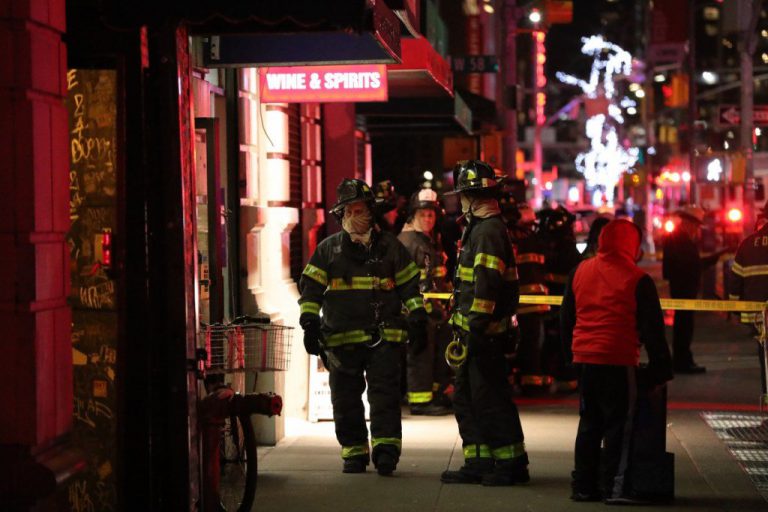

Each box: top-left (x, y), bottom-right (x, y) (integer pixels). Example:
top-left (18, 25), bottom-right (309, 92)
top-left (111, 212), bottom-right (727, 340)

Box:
top-left (730, 223), bottom-right (768, 323)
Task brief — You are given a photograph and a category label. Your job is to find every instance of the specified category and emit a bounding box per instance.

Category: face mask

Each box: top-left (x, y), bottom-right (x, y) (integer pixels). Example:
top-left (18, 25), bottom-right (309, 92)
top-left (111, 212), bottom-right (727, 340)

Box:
top-left (460, 195), bottom-right (472, 214)
top-left (341, 208), bottom-right (372, 235)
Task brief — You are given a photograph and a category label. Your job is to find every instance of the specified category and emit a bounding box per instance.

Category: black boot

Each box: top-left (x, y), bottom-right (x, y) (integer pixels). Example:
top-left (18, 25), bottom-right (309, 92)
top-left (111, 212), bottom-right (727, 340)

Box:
top-left (342, 455), bottom-right (369, 474)
top-left (375, 452), bottom-right (397, 476)
top-left (410, 402), bottom-right (453, 416)
top-left (481, 456), bottom-right (530, 486)
top-left (440, 457), bottom-right (494, 484)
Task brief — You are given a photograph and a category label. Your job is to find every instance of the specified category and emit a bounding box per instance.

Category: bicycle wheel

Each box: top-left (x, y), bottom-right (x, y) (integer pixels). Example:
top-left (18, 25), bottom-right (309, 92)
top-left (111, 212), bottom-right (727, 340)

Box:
top-left (219, 414), bottom-right (258, 512)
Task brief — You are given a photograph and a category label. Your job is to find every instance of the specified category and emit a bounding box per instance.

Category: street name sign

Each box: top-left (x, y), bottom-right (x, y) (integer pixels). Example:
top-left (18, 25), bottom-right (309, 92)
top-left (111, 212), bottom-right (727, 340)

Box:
top-left (451, 55), bottom-right (499, 73)
top-left (718, 105), bottom-right (768, 126)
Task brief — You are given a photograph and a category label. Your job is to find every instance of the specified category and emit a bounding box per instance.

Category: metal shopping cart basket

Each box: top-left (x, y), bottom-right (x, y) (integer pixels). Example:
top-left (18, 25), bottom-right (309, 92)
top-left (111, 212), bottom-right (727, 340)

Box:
top-left (201, 319), bottom-right (293, 374)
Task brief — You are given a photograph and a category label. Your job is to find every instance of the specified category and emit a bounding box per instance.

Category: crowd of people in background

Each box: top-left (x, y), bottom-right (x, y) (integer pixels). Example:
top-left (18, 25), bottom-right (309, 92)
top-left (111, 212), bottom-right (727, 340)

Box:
top-left (297, 160), bottom-right (768, 502)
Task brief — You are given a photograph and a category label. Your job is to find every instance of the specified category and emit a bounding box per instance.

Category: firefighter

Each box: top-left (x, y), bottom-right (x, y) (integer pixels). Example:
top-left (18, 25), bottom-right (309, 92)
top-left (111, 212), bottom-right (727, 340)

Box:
top-left (538, 206), bottom-right (582, 392)
top-left (298, 178), bottom-right (428, 476)
top-left (440, 160), bottom-right (529, 486)
top-left (729, 202), bottom-right (768, 394)
top-left (373, 179), bottom-right (399, 232)
top-left (499, 194), bottom-right (550, 392)
top-left (398, 188), bottom-right (454, 416)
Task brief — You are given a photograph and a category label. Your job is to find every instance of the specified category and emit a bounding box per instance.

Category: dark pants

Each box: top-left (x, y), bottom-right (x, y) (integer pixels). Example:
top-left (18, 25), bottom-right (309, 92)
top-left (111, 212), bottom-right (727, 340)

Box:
top-left (573, 364), bottom-right (637, 498)
top-left (542, 316), bottom-right (576, 381)
top-left (516, 315), bottom-right (543, 381)
top-left (453, 335), bottom-right (525, 452)
top-left (672, 310), bottom-right (695, 367)
top-left (407, 316), bottom-right (452, 404)
top-left (327, 342), bottom-right (402, 463)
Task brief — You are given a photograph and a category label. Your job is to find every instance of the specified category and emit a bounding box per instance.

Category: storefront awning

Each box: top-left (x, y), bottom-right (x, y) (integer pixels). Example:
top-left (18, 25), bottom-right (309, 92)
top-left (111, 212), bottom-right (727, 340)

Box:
top-left (386, 37), bottom-right (453, 97)
top-left (357, 91), bottom-right (472, 136)
top-left (197, 1), bottom-right (402, 67)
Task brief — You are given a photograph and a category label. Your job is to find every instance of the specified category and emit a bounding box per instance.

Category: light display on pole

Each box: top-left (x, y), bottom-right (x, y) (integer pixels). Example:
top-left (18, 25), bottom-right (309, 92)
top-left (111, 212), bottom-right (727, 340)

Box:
top-left (556, 36), bottom-right (639, 206)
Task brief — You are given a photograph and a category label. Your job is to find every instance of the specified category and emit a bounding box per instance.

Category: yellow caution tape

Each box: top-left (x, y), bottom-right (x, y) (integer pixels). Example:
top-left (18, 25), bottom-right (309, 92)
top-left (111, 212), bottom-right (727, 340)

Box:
top-left (422, 293), bottom-right (765, 312)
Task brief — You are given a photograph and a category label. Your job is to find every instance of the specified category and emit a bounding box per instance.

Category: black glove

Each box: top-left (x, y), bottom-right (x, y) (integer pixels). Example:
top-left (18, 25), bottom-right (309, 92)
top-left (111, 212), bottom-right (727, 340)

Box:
top-left (302, 320), bottom-right (323, 356)
top-left (407, 313), bottom-right (428, 356)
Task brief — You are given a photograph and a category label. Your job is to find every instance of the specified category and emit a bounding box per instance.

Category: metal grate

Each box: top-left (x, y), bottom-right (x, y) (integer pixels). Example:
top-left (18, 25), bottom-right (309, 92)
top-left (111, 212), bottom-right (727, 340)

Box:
top-left (701, 411), bottom-right (768, 501)
top-left (201, 322), bottom-right (293, 373)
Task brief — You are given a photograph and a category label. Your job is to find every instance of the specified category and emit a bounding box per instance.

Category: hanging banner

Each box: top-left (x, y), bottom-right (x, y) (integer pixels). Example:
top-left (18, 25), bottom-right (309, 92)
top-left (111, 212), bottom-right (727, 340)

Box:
top-left (259, 64), bottom-right (388, 103)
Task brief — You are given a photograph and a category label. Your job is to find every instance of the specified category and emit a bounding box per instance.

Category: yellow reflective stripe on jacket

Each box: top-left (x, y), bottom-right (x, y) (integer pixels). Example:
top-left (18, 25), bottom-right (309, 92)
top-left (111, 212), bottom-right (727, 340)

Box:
top-left (372, 437), bottom-right (402, 451)
top-left (382, 329), bottom-right (408, 342)
top-left (341, 444), bottom-right (369, 459)
top-left (463, 444), bottom-right (492, 459)
top-left (434, 265), bottom-right (448, 277)
top-left (405, 296), bottom-right (425, 312)
top-left (300, 301), bottom-right (321, 315)
top-left (733, 263), bottom-right (768, 277)
top-left (327, 277), bottom-right (395, 291)
top-left (395, 262), bottom-right (420, 286)
top-left (470, 298), bottom-right (495, 314)
top-left (407, 391), bottom-right (433, 404)
top-left (302, 263), bottom-right (328, 286)
top-left (503, 267), bottom-right (519, 282)
top-left (491, 443), bottom-right (527, 460)
top-left (740, 312), bottom-right (762, 323)
top-left (474, 252), bottom-right (505, 272)
top-left (516, 253), bottom-right (545, 265)
top-left (519, 283), bottom-right (548, 294)
top-left (457, 265), bottom-right (474, 282)
top-left (450, 312), bottom-right (508, 335)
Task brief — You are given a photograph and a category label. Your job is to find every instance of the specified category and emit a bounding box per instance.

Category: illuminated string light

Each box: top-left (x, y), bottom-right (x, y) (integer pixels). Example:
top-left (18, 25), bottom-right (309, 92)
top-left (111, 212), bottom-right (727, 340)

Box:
top-left (557, 36), bottom-right (639, 205)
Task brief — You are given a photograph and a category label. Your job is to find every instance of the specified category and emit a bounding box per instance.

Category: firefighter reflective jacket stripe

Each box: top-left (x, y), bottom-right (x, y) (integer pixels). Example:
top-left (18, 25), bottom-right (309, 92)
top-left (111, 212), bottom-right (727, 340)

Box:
top-left (511, 233), bottom-right (550, 316)
top-left (451, 216), bottom-right (519, 335)
top-left (298, 230), bottom-right (425, 345)
top-left (398, 230), bottom-right (452, 315)
top-left (730, 224), bottom-right (768, 323)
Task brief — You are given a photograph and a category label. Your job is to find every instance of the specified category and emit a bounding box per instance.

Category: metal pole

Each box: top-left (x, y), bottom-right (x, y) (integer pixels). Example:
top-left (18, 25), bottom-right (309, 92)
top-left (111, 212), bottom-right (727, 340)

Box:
top-left (533, 30), bottom-right (543, 208)
top-left (689, 0), bottom-right (698, 206)
top-left (503, 0), bottom-right (518, 179)
top-left (741, 0), bottom-right (761, 234)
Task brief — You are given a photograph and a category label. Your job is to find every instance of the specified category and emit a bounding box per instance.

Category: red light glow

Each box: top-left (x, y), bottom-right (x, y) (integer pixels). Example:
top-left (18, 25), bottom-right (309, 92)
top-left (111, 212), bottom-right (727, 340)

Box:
top-left (664, 219), bottom-right (675, 233)
top-left (727, 208), bottom-right (743, 223)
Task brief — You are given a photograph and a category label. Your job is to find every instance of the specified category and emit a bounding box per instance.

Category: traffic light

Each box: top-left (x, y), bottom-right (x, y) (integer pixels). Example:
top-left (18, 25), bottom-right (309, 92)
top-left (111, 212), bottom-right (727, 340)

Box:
top-left (543, 1), bottom-right (573, 24)
top-left (664, 74), bottom-right (688, 108)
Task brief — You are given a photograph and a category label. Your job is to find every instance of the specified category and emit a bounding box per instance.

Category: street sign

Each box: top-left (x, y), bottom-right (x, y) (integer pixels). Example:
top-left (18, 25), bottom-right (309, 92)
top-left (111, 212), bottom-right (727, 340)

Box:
top-left (718, 105), bottom-right (768, 126)
top-left (451, 55), bottom-right (499, 73)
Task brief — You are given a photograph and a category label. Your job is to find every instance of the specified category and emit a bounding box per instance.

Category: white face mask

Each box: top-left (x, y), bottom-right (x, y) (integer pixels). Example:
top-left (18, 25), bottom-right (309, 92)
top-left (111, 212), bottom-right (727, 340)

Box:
top-left (460, 195), bottom-right (472, 214)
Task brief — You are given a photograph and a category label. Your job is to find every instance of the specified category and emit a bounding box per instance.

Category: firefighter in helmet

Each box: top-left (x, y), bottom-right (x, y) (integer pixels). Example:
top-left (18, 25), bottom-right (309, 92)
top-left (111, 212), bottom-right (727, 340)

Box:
top-left (373, 179), bottom-right (399, 232)
top-left (537, 206), bottom-right (582, 392)
top-left (398, 187), bottom-right (454, 416)
top-left (499, 191), bottom-right (551, 392)
top-left (440, 160), bottom-right (529, 486)
top-left (298, 178), bottom-right (428, 476)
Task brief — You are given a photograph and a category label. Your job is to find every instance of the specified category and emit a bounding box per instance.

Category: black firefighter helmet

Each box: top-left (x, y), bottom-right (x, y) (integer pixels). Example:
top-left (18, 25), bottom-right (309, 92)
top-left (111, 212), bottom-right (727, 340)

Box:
top-left (330, 178), bottom-right (375, 219)
top-left (452, 160), bottom-right (499, 194)
top-left (408, 188), bottom-right (440, 217)
top-left (374, 179), bottom-right (398, 213)
top-left (537, 205), bottom-right (576, 235)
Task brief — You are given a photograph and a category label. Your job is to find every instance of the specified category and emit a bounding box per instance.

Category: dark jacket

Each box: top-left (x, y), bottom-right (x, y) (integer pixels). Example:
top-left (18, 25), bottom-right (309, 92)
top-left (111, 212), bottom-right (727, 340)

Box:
top-left (397, 230), bottom-right (451, 317)
top-left (541, 232), bottom-right (582, 300)
top-left (451, 215), bottom-right (519, 336)
top-left (561, 220), bottom-right (673, 383)
top-left (298, 230), bottom-right (425, 347)
top-left (509, 230), bottom-right (550, 315)
top-left (730, 223), bottom-right (768, 323)
top-left (662, 230), bottom-right (721, 298)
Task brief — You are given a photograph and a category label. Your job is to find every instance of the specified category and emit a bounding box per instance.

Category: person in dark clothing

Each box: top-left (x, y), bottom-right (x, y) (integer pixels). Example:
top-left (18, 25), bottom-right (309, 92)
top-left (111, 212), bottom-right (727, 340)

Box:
top-left (662, 206), bottom-right (729, 374)
top-left (398, 188), bottom-right (454, 416)
top-left (298, 178), bottom-right (428, 476)
top-left (583, 216), bottom-right (612, 259)
top-left (440, 160), bottom-right (529, 487)
top-left (730, 202), bottom-right (768, 394)
top-left (539, 206), bottom-right (582, 391)
top-left (561, 219), bottom-right (673, 503)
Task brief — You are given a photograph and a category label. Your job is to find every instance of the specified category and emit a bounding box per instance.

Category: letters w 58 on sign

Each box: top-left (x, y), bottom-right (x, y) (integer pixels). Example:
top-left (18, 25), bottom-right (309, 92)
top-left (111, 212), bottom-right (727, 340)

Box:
top-left (259, 65), bottom-right (388, 103)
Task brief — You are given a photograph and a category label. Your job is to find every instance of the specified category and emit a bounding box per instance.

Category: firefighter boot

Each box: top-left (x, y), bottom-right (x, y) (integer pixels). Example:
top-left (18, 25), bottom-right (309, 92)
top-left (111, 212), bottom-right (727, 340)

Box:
top-left (410, 401), bottom-right (452, 416)
top-left (342, 455), bottom-right (369, 474)
top-left (481, 455), bottom-right (530, 486)
top-left (440, 457), bottom-right (495, 484)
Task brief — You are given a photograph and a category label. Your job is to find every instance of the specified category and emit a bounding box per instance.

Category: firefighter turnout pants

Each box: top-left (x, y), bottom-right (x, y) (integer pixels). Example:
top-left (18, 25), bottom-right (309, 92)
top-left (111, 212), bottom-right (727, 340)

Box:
top-left (326, 342), bottom-right (402, 464)
top-left (407, 316), bottom-right (452, 405)
top-left (453, 334), bottom-right (526, 462)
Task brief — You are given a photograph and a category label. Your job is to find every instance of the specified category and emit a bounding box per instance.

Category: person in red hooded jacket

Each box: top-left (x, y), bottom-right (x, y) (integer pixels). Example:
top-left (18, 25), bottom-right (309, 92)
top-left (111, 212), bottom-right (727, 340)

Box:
top-left (560, 219), bottom-right (673, 503)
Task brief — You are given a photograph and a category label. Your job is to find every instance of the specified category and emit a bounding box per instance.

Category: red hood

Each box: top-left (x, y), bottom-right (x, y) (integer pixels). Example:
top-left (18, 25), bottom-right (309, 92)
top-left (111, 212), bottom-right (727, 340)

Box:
top-left (597, 219), bottom-right (640, 263)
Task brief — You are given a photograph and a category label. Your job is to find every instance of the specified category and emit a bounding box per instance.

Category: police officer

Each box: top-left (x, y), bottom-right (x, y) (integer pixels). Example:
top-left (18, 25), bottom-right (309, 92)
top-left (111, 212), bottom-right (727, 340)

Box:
top-left (440, 160), bottom-right (529, 486)
top-left (298, 178), bottom-right (428, 476)
top-left (538, 206), bottom-right (582, 391)
top-left (730, 202), bottom-right (768, 394)
top-left (499, 194), bottom-right (550, 392)
top-left (398, 188), bottom-right (453, 416)
top-left (663, 206), bottom-right (730, 374)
